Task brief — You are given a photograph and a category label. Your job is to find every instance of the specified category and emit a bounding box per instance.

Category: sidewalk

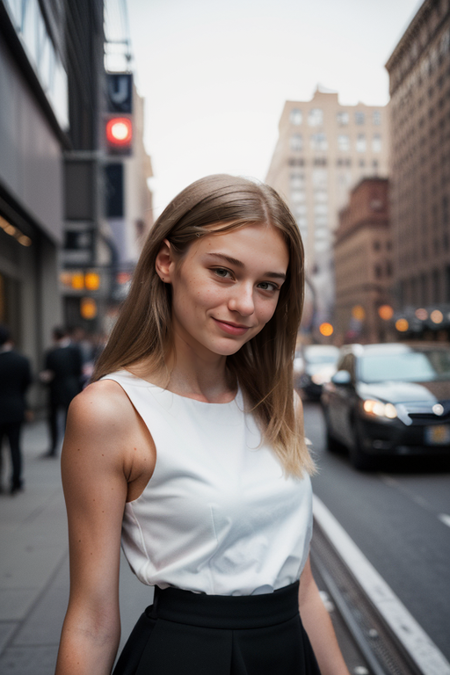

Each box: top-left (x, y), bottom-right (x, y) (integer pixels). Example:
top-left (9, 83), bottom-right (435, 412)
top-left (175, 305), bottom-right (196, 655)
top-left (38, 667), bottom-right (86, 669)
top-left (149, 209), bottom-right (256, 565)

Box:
top-left (0, 421), bottom-right (150, 675)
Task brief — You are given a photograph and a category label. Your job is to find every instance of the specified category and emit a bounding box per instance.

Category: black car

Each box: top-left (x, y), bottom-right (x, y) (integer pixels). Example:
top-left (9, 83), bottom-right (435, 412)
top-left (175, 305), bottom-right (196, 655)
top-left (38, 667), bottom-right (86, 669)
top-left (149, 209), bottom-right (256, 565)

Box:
top-left (296, 345), bottom-right (339, 399)
top-left (321, 342), bottom-right (450, 470)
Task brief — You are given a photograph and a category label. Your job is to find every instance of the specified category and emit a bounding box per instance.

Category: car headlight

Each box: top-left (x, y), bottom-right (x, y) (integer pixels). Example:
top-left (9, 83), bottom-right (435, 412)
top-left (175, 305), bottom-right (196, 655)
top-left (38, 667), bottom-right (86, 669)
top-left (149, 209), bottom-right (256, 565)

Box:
top-left (362, 399), bottom-right (398, 419)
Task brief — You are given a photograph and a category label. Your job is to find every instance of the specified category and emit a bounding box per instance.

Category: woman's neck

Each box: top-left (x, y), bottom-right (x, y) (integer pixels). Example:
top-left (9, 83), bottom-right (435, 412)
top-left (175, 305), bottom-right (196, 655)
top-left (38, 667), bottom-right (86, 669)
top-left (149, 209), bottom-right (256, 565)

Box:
top-left (129, 343), bottom-right (236, 404)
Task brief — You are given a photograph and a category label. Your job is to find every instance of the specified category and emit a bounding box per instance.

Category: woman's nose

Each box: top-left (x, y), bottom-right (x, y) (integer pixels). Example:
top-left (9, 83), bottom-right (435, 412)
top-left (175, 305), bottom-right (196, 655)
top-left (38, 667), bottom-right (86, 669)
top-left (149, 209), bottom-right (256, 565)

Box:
top-left (228, 283), bottom-right (255, 316)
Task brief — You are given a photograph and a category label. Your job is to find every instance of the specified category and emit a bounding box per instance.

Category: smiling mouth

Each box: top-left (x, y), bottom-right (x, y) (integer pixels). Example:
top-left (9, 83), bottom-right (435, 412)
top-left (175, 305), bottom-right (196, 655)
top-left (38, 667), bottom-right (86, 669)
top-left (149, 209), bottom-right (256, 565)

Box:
top-left (213, 318), bottom-right (252, 335)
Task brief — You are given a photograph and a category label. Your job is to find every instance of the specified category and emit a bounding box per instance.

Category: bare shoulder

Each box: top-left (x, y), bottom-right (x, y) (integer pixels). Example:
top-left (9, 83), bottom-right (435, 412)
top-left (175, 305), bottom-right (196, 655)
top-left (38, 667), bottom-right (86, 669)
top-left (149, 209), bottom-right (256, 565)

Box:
top-left (64, 380), bottom-right (139, 467)
top-left (67, 380), bottom-right (135, 434)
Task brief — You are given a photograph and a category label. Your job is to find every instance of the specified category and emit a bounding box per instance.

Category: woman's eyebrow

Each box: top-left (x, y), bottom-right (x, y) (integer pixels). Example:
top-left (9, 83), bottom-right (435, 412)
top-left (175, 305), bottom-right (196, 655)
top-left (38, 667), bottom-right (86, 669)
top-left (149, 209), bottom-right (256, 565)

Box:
top-left (206, 253), bottom-right (286, 280)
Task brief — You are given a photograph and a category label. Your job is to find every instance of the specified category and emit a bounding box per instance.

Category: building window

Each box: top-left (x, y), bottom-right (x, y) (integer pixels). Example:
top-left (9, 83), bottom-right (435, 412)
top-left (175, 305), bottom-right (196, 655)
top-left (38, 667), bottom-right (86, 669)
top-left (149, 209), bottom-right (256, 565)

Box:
top-left (315, 228), bottom-right (328, 240)
top-left (314, 240), bottom-right (329, 253)
top-left (290, 134), bottom-right (303, 151)
top-left (290, 173), bottom-right (304, 189)
top-left (291, 190), bottom-right (306, 203)
top-left (359, 159), bottom-right (365, 167)
top-left (446, 266), bottom-right (450, 302)
top-left (386, 261), bottom-right (392, 276)
top-left (373, 241), bottom-right (381, 251)
top-left (314, 190), bottom-right (328, 203)
top-left (337, 134), bottom-right (350, 151)
top-left (375, 264), bottom-right (382, 279)
top-left (310, 133), bottom-right (327, 151)
top-left (355, 111), bottom-right (365, 125)
top-left (314, 204), bottom-right (328, 216)
top-left (294, 204), bottom-right (307, 216)
top-left (356, 134), bottom-right (366, 152)
top-left (373, 110), bottom-right (381, 125)
top-left (337, 111), bottom-right (349, 126)
top-left (432, 269), bottom-right (441, 303)
top-left (308, 108), bottom-right (323, 126)
top-left (372, 134), bottom-right (382, 153)
top-left (443, 195), bottom-right (449, 226)
top-left (313, 158), bottom-right (327, 166)
top-left (312, 168), bottom-right (328, 188)
top-left (290, 108), bottom-right (302, 125)
top-left (421, 273), bottom-right (428, 304)
top-left (373, 159), bottom-right (379, 170)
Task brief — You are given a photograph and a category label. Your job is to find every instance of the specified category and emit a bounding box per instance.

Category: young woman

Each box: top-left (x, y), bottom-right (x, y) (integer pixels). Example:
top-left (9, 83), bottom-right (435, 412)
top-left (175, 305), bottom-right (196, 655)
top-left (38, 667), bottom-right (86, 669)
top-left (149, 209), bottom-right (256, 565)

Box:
top-left (55, 174), bottom-right (350, 675)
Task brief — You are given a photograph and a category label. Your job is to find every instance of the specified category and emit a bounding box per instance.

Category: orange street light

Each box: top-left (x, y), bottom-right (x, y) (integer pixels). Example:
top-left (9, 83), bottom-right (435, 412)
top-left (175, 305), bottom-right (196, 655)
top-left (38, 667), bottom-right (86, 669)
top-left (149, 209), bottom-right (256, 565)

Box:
top-left (395, 318), bottom-right (409, 332)
top-left (378, 305), bottom-right (394, 321)
top-left (319, 322), bottom-right (334, 337)
top-left (352, 305), bottom-right (365, 321)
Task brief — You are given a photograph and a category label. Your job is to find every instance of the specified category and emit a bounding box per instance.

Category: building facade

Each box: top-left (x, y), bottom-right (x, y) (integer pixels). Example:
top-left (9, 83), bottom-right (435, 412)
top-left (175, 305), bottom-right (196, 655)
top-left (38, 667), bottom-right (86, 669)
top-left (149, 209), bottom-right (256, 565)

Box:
top-left (334, 178), bottom-right (393, 344)
top-left (386, 0), bottom-right (450, 338)
top-left (0, 0), bottom-right (68, 371)
top-left (265, 88), bottom-right (389, 330)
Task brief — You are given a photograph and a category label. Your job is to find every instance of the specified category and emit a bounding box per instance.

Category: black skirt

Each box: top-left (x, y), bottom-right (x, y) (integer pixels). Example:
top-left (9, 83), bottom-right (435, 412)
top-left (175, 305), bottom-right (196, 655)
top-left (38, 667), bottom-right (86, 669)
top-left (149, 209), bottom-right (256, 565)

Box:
top-left (113, 581), bottom-right (321, 675)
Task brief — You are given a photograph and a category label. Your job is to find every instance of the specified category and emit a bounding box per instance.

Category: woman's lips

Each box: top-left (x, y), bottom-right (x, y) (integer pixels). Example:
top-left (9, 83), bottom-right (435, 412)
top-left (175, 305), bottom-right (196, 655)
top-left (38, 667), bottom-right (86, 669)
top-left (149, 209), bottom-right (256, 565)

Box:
top-left (213, 318), bottom-right (251, 336)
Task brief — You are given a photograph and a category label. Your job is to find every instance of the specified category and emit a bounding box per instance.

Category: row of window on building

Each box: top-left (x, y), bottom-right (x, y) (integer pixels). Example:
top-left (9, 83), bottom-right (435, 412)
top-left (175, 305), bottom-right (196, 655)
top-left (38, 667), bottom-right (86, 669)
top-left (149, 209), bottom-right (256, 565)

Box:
top-left (290, 133), bottom-right (382, 153)
top-left (399, 266), bottom-right (450, 308)
top-left (289, 108), bottom-right (382, 127)
top-left (288, 157), bottom-right (380, 171)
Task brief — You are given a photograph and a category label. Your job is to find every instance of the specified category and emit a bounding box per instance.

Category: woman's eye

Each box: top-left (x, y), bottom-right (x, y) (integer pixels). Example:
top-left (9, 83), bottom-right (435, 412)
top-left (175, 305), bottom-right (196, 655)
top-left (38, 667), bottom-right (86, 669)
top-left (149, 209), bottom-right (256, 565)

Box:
top-left (213, 268), bottom-right (232, 279)
top-left (258, 281), bottom-right (279, 292)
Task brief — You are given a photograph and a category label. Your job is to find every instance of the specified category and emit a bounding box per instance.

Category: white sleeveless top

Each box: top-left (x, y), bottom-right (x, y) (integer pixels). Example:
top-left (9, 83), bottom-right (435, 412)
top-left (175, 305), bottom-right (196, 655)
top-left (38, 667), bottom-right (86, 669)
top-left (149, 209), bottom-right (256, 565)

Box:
top-left (103, 370), bottom-right (313, 596)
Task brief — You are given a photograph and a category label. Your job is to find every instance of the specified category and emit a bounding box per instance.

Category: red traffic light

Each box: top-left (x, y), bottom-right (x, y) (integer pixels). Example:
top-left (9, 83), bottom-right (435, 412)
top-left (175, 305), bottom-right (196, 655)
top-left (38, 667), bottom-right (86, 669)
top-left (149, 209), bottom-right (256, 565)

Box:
top-left (106, 117), bottom-right (132, 146)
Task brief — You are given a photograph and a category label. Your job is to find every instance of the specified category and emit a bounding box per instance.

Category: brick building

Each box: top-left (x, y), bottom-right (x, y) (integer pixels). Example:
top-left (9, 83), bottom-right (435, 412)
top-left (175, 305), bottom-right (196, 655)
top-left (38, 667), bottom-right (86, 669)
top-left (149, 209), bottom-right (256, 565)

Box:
top-left (386, 0), bottom-right (450, 337)
top-left (334, 178), bottom-right (393, 343)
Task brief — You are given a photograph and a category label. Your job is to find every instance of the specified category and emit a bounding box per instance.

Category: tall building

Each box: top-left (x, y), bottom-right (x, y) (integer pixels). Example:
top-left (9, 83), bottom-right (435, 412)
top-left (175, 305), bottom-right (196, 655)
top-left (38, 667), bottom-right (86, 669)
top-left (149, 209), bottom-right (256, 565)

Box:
top-left (334, 178), bottom-right (393, 344)
top-left (265, 88), bottom-right (389, 329)
top-left (385, 0), bottom-right (450, 337)
top-left (0, 0), bottom-right (68, 372)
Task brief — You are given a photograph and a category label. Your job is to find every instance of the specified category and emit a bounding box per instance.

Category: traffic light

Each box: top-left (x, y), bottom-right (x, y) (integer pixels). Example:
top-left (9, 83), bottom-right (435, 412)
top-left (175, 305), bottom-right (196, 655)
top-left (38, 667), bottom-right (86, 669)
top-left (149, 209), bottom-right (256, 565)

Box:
top-left (105, 73), bottom-right (133, 155)
top-left (105, 116), bottom-right (133, 154)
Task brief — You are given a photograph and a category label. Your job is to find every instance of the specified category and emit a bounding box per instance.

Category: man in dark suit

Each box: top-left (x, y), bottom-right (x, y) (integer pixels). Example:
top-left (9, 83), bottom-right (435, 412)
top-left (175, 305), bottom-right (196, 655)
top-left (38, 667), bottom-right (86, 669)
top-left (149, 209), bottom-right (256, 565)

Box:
top-left (40, 327), bottom-right (83, 457)
top-left (0, 324), bottom-right (32, 494)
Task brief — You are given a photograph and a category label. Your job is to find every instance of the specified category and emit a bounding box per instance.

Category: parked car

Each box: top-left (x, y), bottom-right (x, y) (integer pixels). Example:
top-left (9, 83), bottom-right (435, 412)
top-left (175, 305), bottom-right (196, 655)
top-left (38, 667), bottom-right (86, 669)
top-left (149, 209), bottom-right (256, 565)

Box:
top-left (321, 342), bottom-right (450, 470)
top-left (296, 345), bottom-right (339, 399)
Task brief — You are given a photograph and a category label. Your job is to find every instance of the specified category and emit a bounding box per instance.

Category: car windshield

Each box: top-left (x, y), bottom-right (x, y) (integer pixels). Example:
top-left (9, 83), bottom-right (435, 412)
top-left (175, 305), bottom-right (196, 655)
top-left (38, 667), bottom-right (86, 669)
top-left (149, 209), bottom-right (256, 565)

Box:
top-left (304, 347), bottom-right (339, 365)
top-left (359, 350), bottom-right (450, 383)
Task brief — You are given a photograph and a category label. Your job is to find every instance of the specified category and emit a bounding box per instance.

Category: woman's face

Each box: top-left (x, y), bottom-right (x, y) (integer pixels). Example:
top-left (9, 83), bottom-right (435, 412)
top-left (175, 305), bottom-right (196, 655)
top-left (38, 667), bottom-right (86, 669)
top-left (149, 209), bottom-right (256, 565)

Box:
top-left (157, 222), bottom-right (289, 360)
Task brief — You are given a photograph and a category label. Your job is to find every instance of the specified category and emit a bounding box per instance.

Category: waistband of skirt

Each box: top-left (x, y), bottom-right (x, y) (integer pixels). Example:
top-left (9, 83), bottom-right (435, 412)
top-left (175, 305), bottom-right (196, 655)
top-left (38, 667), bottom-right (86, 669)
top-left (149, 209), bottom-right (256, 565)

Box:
top-left (146, 581), bottom-right (300, 629)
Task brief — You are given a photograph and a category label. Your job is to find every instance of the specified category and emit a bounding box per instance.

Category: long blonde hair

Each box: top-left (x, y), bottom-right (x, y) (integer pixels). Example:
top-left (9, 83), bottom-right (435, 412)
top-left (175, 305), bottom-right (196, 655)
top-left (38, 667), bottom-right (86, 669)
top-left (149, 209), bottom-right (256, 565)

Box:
top-left (93, 174), bottom-right (315, 476)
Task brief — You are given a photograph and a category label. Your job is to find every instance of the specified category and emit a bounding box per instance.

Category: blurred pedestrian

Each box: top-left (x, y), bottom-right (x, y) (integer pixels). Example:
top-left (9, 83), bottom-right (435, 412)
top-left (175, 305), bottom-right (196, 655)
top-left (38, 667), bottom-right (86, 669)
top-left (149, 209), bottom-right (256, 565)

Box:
top-left (68, 325), bottom-right (94, 388)
top-left (40, 327), bottom-right (82, 458)
top-left (0, 324), bottom-right (32, 494)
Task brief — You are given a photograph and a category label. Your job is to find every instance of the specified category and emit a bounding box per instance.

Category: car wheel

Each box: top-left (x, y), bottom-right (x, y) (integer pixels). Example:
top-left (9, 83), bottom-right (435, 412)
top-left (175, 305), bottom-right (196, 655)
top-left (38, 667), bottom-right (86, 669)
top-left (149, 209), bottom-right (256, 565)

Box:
top-left (323, 411), bottom-right (343, 453)
top-left (350, 422), bottom-right (376, 471)
top-left (325, 427), bottom-right (342, 453)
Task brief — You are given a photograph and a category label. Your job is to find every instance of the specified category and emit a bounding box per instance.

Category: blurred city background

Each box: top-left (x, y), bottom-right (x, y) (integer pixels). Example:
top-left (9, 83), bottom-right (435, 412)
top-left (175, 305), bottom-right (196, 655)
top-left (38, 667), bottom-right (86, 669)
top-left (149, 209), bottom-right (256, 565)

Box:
top-left (1, 0), bottom-right (450, 674)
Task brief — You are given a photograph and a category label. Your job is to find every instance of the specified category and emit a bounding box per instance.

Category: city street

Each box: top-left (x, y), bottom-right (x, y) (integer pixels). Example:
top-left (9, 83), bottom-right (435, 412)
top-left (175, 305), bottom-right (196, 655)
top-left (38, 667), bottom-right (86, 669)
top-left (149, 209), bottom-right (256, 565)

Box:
top-left (305, 400), bottom-right (450, 664)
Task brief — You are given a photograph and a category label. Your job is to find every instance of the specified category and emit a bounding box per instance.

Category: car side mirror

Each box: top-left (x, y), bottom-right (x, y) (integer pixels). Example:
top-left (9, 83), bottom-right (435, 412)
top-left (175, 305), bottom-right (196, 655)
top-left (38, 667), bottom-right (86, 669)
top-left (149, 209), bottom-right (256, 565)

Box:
top-left (331, 370), bottom-right (352, 386)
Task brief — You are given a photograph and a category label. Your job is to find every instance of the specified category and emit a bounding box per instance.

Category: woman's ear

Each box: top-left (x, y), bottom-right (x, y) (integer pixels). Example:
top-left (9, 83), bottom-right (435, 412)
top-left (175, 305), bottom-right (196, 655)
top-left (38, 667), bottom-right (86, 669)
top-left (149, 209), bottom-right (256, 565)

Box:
top-left (155, 239), bottom-right (173, 283)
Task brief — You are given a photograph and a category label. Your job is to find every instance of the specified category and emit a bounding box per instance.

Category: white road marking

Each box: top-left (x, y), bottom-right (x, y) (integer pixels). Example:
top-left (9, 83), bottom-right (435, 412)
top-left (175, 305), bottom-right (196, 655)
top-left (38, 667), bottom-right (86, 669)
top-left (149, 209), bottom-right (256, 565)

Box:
top-left (438, 513), bottom-right (450, 528)
top-left (313, 495), bottom-right (450, 675)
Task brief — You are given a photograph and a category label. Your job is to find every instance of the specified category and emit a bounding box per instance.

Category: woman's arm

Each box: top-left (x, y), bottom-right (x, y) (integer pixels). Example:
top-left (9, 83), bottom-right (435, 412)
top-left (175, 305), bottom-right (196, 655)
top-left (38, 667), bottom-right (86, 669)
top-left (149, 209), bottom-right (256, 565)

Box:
top-left (55, 381), bottom-right (143, 675)
top-left (299, 556), bottom-right (350, 675)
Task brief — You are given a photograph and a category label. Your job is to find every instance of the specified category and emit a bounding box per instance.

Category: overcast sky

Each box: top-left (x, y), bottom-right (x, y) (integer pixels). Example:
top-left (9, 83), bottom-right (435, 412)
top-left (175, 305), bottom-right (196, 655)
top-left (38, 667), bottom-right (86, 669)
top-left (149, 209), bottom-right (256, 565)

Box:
top-left (123, 0), bottom-right (422, 216)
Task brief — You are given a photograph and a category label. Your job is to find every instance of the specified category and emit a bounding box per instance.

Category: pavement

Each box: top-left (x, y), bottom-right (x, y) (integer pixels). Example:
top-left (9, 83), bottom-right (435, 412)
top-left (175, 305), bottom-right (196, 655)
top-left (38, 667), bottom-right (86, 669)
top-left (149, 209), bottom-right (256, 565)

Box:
top-left (0, 420), bottom-right (151, 675)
